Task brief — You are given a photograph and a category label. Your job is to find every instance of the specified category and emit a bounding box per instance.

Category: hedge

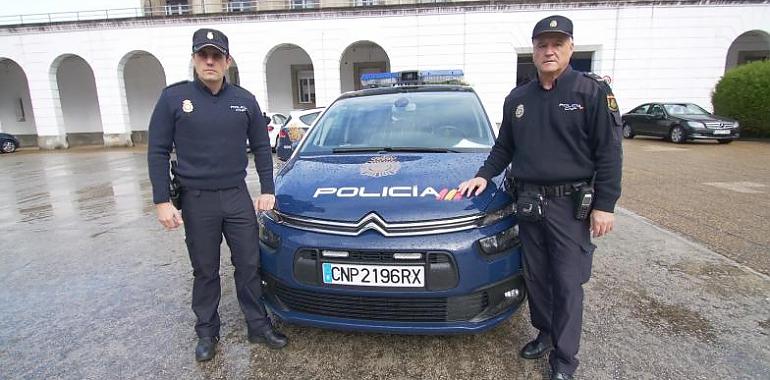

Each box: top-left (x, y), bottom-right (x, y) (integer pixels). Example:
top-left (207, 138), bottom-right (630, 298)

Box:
top-left (712, 60), bottom-right (770, 138)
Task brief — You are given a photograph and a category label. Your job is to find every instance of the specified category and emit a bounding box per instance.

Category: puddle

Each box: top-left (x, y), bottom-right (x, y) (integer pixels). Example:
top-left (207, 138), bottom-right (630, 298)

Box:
top-left (632, 292), bottom-right (717, 343)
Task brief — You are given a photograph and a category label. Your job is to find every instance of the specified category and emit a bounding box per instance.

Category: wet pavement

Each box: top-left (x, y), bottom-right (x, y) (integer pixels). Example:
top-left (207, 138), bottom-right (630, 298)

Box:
top-left (1, 144), bottom-right (768, 379)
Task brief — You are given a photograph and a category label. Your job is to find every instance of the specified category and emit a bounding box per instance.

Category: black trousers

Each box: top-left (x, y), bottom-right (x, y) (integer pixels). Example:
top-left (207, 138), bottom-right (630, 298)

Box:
top-left (518, 195), bottom-right (595, 375)
top-left (180, 183), bottom-right (268, 338)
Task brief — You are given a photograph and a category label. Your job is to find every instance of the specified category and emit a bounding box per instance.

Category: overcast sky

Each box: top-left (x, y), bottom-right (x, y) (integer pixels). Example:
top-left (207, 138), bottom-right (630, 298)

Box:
top-left (0, 0), bottom-right (141, 17)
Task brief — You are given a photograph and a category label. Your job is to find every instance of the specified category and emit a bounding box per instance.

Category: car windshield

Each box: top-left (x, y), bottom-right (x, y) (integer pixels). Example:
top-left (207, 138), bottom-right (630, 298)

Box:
top-left (663, 103), bottom-right (709, 116)
top-left (299, 91), bottom-right (494, 154)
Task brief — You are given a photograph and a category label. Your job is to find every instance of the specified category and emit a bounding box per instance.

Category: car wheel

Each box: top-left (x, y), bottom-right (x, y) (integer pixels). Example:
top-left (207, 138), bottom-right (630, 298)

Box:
top-left (717, 139), bottom-right (733, 145)
top-left (1, 140), bottom-right (17, 153)
top-left (669, 126), bottom-right (686, 144)
top-left (622, 123), bottom-right (635, 139)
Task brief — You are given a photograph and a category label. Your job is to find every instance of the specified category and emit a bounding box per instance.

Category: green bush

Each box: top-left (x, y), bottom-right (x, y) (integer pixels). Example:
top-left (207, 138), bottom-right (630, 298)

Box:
top-left (712, 60), bottom-right (770, 138)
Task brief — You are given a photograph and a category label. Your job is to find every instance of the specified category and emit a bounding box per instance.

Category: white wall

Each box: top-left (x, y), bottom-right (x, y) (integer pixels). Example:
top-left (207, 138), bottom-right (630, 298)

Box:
top-left (56, 56), bottom-right (103, 133)
top-left (0, 2), bottom-right (768, 144)
top-left (0, 59), bottom-right (36, 135)
top-left (123, 52), bottom-right (166, 132)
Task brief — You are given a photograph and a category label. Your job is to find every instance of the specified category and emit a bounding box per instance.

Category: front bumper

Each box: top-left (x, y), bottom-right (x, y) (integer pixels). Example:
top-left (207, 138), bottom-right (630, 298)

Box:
top-left (687, 127), bottom-right (740, 140)
top-left (259, 215), bottom-right (525, 334)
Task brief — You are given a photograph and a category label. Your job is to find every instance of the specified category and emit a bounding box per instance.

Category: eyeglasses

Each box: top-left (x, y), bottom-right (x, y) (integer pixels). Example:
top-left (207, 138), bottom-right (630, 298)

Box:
top-left (195, 50), bottom-right (226, 61)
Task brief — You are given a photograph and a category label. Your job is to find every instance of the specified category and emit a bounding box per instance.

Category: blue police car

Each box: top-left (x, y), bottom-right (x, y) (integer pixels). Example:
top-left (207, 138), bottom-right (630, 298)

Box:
top-left (258, 70), bottom-right (525, 334)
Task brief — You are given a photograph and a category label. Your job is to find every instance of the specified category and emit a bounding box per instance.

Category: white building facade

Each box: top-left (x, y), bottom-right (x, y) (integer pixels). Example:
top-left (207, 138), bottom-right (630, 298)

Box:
top-left (0, 1), bottom-right (768, 149)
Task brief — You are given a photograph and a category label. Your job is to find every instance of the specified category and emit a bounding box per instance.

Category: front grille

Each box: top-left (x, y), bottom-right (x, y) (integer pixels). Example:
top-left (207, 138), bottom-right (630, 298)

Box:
top-left (268, 277), bottom-right (489, 322)
top-left (273, 210), bottom-right (483, 237)
top-left (299, 249), bottom-right (450, 264)
top-left (704, 121), bottom-right (732, 129)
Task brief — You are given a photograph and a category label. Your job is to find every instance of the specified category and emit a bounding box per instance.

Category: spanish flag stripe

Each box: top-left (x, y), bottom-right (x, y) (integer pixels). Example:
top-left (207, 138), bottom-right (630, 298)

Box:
top-left (445, 189), bottom-right (458, 201)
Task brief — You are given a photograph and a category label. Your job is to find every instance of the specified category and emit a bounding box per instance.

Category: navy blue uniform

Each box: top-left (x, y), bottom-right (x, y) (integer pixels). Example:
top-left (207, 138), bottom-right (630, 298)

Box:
top-left (476, 66), bottom-right (622, 375)
top-left (147, 79), bottom-right (274, 338)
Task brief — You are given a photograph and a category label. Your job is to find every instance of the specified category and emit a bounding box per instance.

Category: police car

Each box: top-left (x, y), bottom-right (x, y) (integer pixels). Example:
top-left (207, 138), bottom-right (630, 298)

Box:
top-left (258, 70), bottom-right (525, 334)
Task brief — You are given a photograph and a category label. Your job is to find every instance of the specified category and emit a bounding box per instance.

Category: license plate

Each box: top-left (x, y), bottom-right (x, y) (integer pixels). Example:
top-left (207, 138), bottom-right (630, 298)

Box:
top-left (322, 263), bottom-right (425, 287)
top-left (713, 129), bottom-right (731, 135)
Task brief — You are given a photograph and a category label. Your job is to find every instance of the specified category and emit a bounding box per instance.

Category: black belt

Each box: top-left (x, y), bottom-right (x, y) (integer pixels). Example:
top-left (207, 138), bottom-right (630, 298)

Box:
top-left (517, 182), bottom-right (584, 198)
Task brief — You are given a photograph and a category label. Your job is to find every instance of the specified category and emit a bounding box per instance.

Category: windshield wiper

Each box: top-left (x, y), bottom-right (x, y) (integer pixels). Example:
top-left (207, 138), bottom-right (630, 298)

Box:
top-left (332, 146), bottom-right (460, 153)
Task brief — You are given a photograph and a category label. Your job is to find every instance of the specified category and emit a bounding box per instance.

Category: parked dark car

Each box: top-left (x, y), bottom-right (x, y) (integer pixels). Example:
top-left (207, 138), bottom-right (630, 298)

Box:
top-left (0, 133), bottom-right (20, 153)
top-left (621, 103), bottom-right (740, 144)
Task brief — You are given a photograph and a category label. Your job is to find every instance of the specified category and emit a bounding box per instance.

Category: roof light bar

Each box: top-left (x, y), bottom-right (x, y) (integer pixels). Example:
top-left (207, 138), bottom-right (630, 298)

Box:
top-left (361, 69), bottom-right (465, 88)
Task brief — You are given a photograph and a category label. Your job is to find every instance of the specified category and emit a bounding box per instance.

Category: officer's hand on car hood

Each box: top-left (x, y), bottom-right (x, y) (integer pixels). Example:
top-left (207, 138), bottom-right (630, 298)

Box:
top-left (254, 194), bottom-right (276, 211)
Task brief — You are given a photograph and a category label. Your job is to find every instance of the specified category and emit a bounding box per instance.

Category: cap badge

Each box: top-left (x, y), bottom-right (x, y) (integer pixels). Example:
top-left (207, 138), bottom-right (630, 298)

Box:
top-left (361, 155), bottom-right (401, 177)
top-left (207, 32), bottom-right (214, 40)
top-left (549, 20), bottom-right (558, 28)
top-left (515, 104), bottom-right (525, 119)
top-left (182, 99), bottom-right (194, 113)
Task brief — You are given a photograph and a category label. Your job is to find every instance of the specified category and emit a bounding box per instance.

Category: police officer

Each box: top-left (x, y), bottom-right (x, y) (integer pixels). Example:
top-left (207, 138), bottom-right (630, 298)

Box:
top-left (458, 15), bottom-right (622, 380)
top-left (147, 28), bottom-right (288, 362)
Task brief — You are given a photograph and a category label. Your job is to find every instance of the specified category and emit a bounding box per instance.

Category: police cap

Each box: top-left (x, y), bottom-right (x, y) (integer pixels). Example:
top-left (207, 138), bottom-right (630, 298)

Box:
top-left (531, 15), bottom-right (573, 39)
top-left (192, 28), bottom-right (229, 55)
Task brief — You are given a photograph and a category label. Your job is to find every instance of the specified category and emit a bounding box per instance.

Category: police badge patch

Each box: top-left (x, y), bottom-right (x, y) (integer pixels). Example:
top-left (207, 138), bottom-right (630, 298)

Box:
top-left (360, 155), bottom-right (401, 177)
top-left (606, 95), bottom-right (618, 112)
top-left (515, 104), bottom-right (525, 119)
top-left (182, 99), bottom-right (194, 113)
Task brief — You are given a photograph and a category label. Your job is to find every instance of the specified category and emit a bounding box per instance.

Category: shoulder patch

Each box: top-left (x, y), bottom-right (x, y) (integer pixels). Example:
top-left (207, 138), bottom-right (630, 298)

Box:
top-left (165, 80), bottom-right (190, 89)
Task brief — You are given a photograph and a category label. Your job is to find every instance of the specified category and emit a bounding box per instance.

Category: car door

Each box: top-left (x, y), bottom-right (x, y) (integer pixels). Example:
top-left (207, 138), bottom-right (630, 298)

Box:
top-left (646, 104), bottom-right (670, 136)
top-left (625, 104), bottom-right (651, 134)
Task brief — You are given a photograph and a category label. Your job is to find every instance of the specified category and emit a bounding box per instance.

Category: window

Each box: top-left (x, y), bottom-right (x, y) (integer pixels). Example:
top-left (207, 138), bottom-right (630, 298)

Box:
top-left (15, 98), bottom-right (26, 122)
top-left (290, 0), bottom-right (319, 9)
top-left (354, 0), bottom-right (380, 6)
top-left (273, 115), bottom-right (287, 125)
top-left (631, 104), bottom-right (650, 114)
top-left (648, 104), bottom-right (665, 116)
top-left (227, 0), bottom-right (255, 12)
top-left (297, 70), bottom-right (316, 104)
top-left (165, 0), bottom-right (190, 15)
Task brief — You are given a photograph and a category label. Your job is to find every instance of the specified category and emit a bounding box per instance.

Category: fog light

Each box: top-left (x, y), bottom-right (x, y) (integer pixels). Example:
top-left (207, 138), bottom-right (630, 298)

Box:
top-left (505, 289), bottom-right (520, 299)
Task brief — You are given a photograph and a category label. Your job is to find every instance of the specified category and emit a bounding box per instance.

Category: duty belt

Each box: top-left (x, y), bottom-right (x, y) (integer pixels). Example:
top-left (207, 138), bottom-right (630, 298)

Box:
top-left (517, 182), bottom-right (583, 198)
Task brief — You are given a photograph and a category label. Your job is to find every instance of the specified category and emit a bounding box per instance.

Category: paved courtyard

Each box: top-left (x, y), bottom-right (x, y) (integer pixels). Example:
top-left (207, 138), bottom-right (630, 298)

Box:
top-left (0, 141), bottom-right (768, 379)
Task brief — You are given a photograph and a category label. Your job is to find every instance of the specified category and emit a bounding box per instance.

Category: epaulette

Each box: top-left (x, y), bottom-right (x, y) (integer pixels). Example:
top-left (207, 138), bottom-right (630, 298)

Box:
top-left (584, 73), bottom-right (619, 112)
top-left (165, 80), bottom-right (189, 89)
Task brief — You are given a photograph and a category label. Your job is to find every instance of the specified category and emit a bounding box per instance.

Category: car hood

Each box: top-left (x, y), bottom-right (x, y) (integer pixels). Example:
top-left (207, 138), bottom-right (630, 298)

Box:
top-left (274, 153), bottom-right (502, 222)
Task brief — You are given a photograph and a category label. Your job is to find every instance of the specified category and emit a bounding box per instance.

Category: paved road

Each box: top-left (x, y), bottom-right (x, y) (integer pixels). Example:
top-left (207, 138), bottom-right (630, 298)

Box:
top-left (620, 138), bottom-right (770, 275)
top-left (0, 146), bottom-right (768, 379)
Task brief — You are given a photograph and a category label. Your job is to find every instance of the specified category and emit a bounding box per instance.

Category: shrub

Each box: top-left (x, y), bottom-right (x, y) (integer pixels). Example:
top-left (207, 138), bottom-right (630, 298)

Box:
top-left (712, 60), bottom-right (770, 138)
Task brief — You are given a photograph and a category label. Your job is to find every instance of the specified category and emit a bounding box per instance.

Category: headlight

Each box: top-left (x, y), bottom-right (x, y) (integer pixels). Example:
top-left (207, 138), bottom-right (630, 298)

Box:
top-left (478, 224), bottom-right (520, 255)
top-left (733, 121), bottom-right (740, 128)
top-left (480, 202), bottom-right (516, 226)
top-left (687, 121), bottom-right (705, 129)
top-left (257, 210), bottom-right (281, 249)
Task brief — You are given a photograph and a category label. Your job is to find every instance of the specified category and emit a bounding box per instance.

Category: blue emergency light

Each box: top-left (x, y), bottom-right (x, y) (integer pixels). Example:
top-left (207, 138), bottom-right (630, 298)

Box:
top-left (361, 69), bottom-right (465, 88)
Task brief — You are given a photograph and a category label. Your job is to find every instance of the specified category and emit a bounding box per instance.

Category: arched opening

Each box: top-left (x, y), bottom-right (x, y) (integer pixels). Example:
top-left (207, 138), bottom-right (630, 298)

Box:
top-left (51, 54), bottom-right (104, 146)
top-left (339, 41), bottom-right (390, 92)
top-left (265, 44), bottom-right (315, 114)
top-left (120, 51), bottom-right (166, 144)
top-left (0, 58), bottom-right (37, 147)
top-left (725, 30), bottom-right (770, 72)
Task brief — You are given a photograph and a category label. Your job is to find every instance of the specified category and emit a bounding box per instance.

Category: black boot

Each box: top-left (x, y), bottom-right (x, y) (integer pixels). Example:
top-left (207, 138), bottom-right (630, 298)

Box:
top-left (248, 325), bottom-right (288, 349)
top-left (195, 336), bottom-right (219, 362)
